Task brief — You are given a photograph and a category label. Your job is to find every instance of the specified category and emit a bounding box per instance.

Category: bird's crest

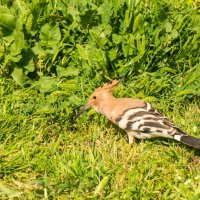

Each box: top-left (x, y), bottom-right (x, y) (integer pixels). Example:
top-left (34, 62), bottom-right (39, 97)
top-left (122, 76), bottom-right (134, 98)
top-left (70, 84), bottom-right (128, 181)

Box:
top-left (97, 79), bottom-right (120, 91)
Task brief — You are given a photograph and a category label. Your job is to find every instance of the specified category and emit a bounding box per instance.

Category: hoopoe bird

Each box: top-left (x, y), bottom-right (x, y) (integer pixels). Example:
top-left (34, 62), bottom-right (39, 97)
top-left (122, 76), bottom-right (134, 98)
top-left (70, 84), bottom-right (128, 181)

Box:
top-left (76, 79), bottom-right (200, 149)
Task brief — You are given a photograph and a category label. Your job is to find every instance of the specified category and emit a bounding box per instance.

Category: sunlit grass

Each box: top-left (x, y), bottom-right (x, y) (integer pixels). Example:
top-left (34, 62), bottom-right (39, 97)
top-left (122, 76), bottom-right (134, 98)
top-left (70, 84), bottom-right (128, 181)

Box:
top-left (0, 88), bottom-right (200, 199)
top-left (0, 0), bottom-right (200, 198)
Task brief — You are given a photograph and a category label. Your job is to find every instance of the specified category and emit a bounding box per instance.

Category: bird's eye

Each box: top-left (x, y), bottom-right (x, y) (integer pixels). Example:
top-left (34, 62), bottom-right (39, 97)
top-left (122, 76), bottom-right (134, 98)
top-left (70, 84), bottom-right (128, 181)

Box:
top-left (93, 96), bottom-right (97, 99)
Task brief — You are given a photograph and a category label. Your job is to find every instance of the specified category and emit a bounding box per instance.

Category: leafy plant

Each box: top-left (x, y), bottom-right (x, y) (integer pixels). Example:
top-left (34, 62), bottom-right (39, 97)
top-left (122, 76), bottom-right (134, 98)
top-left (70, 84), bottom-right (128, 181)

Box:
top-left (0, 1), bottom-right (200, 199)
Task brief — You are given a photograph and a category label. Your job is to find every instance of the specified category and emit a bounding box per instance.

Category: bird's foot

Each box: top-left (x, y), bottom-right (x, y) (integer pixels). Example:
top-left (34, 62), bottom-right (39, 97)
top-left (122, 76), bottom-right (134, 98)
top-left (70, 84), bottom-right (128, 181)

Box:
top-left (128, 133), bottom-right (136, 144)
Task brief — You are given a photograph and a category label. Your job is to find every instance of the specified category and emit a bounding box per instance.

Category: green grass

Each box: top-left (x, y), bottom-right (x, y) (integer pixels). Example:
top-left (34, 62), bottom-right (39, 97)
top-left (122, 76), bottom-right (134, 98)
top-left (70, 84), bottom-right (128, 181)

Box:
top-left (0, 0), bottom-right (200, 199)
top-left (0, 80), bottom-right (200, 199)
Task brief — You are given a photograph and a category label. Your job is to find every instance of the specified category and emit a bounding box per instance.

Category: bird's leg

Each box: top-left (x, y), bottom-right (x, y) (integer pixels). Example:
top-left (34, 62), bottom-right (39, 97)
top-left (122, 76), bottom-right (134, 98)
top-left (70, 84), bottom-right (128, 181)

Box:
top-left (128, 132), bottom-right (136, 144)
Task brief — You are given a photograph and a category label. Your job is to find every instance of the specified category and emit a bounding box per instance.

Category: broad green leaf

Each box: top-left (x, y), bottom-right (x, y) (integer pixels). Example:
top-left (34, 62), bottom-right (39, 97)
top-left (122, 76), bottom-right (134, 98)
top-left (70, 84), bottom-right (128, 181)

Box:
top-left (24, 59), bottom-right (35, 73)
top-left (125, 10), bottom-right (131, 30)
top-left (113, 0), bottom-right (121, 13)
top-left (89, 29), bottom-right (100, 44)
top-left (165, 21), bottom-right (172, 33)
top-left (89, 47), bottom-right (105, 62)
top-left (112, 34), bottom-right (123, 44)
top-left (133, 13), bottom-right (142, 33)
top-left (153, 28), bottom-right (161, 46)
top-left (36, 76), bottom-right (58, 93)
top-left (126, 34), bottom-right (146, 66)
top-left (26, 13), bottom-right (34, 34)
top-left (5, 54), bottom-right (22, 63)
top-left (0, 8), bottom-right (16, 35)
top-left (136, 34), bottom-right (145, 53)
top-left (0, 12), bottom-right (16, 30)
top-left (40, 23), bottom-right (61, 48)
top-left (97, 2), bottom-right (112, 24)
top-left (11, 67), bottom-right (24, 86)
top-left (56, 66), bottom-right (79, 77)
top-left (10, 31), bottom-right (25, 55)
top-left (76, 44), bottom-right (91, 65)
top-left (67, 6), bottom-right (80, 22)
top-left (171, 29), bottom-right (179, 39)
top-left (108, 48), bottom-right (118, 61)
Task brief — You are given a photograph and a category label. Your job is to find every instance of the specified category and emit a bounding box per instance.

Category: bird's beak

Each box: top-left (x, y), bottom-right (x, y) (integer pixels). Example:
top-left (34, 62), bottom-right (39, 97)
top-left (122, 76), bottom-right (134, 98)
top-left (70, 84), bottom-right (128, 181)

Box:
top-left (75, 102), bottom-right (92, 120)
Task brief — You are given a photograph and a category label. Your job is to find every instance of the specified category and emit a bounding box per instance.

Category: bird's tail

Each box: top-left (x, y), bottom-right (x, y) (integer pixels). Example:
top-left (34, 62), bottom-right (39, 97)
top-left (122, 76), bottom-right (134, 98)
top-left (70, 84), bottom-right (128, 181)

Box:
top-left (173, 132), bottom-right (200, 149)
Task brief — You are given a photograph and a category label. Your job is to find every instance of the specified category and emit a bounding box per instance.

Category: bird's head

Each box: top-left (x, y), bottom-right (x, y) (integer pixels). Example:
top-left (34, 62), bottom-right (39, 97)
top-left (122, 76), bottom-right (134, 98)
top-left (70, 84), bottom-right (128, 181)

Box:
top-left (75, 79), bottom-right (120, 119)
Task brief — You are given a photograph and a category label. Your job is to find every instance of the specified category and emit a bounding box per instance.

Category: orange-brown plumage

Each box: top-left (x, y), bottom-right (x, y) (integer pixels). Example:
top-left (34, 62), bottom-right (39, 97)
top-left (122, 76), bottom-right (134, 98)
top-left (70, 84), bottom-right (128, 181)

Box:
top-left (76, 80), bottom-right (200, 148)
top-left (78, 80), bottom-right (145, 122)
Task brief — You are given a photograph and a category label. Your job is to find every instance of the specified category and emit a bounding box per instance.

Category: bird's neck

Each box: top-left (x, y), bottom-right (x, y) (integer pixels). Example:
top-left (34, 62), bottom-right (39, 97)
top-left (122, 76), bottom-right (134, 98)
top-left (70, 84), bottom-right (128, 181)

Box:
top-left (96, 93), bottom-right (117, 121)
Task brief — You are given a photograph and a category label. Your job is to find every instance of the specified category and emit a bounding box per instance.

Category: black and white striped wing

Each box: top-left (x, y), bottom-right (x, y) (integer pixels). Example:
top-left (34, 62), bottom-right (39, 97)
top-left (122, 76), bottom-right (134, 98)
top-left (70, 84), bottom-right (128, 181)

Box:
top-left (115, 103), bottom-right (184, 138)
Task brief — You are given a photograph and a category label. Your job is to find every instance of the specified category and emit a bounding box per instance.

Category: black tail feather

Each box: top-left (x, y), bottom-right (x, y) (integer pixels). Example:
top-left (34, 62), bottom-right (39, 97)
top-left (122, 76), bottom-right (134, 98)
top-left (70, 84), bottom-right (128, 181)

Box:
top-left (173, 134), bottom-right (200, 149)
top-left (180, 135), bottom-right (200, 149)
